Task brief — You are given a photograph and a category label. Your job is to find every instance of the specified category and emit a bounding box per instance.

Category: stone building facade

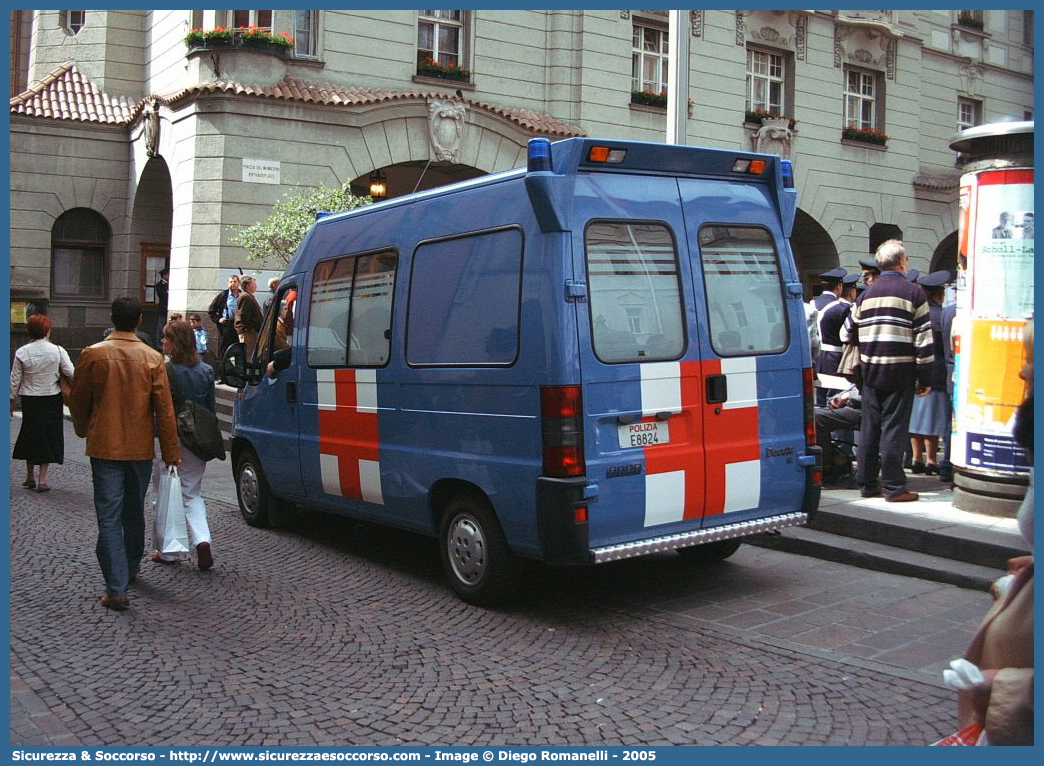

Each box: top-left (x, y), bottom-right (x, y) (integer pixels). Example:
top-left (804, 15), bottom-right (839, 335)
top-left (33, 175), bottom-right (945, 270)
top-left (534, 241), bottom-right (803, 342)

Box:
top-left (9, 10), bottom-right (1034, 354)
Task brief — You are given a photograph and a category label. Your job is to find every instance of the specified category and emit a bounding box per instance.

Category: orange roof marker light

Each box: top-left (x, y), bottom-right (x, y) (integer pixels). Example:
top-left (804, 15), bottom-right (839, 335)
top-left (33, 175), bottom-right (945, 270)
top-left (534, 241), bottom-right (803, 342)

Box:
top-left (732, 158), bottom-right (767, 175)
top-left (587, 146), bottom-right (627, 164)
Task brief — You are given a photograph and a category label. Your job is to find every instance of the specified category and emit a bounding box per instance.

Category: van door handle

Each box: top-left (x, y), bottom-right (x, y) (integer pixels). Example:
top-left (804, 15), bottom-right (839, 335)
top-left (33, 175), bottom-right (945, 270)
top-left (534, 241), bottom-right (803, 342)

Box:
top-left (706, 374), bottom-right (727, 404)
top-left (286, 382), bottom-right (297, 404)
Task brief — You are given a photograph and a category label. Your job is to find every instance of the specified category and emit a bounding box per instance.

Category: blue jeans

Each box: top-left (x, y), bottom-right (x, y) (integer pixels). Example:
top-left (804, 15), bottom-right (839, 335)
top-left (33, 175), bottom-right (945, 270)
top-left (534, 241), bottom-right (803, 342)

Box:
top-left (91, 458), bottom-right (153, 596)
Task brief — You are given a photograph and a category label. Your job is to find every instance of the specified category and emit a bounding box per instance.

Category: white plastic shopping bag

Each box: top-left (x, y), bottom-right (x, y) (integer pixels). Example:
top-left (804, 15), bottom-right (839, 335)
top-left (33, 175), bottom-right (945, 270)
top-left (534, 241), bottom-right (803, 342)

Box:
top-left (153, 465), bottom-right (189, 555)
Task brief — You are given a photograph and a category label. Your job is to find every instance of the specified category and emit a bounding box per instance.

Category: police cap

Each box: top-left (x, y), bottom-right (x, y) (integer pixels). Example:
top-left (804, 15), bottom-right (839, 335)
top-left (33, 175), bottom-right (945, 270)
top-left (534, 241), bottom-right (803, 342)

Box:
top-left (858, 258), bottom-right (879, 273)
top-left (841, 273), bottom-right (860, 286)
top-left (917, 270), bottom-right (952, 288)
top-left (819, 267), bottom-right (847, 283)
top-left (906, 269), bottom-right (921, 282)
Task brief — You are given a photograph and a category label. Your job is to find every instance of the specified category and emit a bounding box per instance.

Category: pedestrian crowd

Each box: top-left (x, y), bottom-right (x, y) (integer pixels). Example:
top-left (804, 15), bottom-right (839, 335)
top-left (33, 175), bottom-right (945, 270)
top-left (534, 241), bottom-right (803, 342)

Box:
top-left (807, 239), bottom-right (959, 501)
top-left (10, 268), bottom-right (280, 612)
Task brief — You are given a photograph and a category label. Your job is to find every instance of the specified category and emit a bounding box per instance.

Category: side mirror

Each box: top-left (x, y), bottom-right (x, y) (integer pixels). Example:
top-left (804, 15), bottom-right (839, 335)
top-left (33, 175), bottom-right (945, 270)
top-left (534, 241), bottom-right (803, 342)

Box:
top-left (221, 342), bottom-right (250, 388)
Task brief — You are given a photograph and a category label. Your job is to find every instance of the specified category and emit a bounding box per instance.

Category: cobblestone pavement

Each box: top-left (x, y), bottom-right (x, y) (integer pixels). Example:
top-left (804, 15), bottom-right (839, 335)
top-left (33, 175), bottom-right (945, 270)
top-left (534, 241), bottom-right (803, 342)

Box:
top-left (10, 419), bottom-right (989, 747)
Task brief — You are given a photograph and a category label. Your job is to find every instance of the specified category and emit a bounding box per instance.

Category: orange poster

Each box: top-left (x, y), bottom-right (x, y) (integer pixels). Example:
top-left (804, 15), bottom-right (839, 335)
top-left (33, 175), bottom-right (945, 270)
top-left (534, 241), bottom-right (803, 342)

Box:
top-left (964, 319), bottom-right (1029, 431)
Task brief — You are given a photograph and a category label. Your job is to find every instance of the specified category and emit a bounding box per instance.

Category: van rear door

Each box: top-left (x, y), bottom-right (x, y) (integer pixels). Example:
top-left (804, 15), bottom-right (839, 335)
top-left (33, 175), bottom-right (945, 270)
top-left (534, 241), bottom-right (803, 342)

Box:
top-left (678, 178), bottom-right (808, 527)
top-left (570, 172), bottom-right (711, 549)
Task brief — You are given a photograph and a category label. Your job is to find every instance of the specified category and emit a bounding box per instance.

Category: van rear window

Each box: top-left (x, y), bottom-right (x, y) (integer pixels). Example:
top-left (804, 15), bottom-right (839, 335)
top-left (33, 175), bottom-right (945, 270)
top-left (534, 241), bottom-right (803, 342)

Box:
top-left (307, 250), bottom-right (397, 367)
top-left (585, 221), bottom-right (685, 363)
top-left (699, 226), bottom-right (787, 356)
top-left (406, 227), bottom-right (523, 367)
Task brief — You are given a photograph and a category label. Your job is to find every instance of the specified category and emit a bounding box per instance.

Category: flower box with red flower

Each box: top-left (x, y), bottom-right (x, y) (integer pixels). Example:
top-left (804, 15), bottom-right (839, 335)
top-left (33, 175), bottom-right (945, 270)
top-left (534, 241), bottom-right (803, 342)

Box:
top-left (842, 125), bottom-right (888, 146)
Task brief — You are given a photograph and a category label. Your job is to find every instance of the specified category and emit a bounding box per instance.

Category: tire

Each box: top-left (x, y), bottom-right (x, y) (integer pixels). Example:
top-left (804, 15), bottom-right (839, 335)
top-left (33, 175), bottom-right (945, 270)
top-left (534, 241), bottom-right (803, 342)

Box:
top-left (438, 494), bottom-right (521, 606)
top-left (677, 538), bottom-right (742, 564)
top-left (235, 450), bottom-right (273, 528)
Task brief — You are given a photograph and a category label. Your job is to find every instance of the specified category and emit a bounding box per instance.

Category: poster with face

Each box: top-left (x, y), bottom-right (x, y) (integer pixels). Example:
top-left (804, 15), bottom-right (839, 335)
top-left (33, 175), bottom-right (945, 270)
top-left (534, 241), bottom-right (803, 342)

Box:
top-left (951, 167), bottom-right (1034, 474)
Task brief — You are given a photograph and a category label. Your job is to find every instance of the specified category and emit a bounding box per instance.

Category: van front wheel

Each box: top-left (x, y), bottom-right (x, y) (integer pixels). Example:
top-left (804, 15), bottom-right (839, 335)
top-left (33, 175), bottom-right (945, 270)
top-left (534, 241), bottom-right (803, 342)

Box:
top-left (235, 450), bottom-right (272, 528)
top-left (439, 496), bottom-right (520, 606)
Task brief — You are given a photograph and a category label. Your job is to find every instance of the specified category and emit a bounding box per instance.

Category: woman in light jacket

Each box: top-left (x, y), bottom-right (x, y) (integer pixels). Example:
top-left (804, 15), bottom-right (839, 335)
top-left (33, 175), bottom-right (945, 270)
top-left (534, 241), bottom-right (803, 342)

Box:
top-left (153, 319), bottom-right (218, 571)
top-left (10, 314), bottom-right (74, 492)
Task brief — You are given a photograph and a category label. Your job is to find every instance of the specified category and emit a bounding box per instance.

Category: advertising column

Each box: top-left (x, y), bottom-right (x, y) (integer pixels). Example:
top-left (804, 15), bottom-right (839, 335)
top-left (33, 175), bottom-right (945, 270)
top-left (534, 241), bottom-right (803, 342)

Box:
top-left (948, 122), bottom-right (1033, 515)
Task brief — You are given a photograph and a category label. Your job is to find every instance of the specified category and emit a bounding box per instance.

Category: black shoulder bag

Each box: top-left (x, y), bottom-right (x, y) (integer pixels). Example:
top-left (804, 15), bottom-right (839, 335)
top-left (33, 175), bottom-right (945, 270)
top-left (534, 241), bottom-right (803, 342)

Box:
top-left (166, 362), bottom-right (226, 462)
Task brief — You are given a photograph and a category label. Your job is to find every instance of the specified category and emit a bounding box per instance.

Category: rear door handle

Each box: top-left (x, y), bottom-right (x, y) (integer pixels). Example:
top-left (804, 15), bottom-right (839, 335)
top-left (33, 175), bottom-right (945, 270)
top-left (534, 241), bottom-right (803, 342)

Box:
top-left (706, 374), bottom-right (727, 404)
top-left (286, 381), bottom-right (297, 404)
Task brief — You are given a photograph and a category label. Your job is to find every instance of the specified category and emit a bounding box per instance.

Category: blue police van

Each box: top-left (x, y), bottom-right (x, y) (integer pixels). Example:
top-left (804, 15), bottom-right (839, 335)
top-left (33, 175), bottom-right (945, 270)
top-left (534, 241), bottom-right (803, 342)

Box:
top-left (223, 137), bottom-right (822, 605)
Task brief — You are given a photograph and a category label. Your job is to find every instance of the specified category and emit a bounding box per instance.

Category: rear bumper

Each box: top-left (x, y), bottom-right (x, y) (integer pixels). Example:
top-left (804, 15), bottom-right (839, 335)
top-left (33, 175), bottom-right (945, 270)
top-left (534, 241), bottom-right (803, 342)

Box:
top-left (536, 472), bottom-right (813, 565)
top-left (590, 511), bottom-right (809, 564)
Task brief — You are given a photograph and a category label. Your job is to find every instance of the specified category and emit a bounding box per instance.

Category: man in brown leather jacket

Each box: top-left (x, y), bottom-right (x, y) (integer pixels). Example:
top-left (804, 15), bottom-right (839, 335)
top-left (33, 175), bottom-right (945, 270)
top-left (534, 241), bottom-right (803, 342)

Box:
top-left (70, 296), bottom-right (181, 611)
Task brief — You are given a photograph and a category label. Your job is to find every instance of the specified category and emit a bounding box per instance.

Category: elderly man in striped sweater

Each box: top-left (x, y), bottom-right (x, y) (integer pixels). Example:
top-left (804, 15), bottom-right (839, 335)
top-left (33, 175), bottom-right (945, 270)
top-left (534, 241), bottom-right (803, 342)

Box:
top-left (840, 239), bottom-right (934, 502)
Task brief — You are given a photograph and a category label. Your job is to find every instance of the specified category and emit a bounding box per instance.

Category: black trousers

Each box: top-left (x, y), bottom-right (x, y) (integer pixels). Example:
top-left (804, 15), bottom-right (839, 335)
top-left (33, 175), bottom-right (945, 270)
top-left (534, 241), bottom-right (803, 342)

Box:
top-left (815, 405), bottom-right (860, 468)
top-left (858, 385), bottom-right (914, 498)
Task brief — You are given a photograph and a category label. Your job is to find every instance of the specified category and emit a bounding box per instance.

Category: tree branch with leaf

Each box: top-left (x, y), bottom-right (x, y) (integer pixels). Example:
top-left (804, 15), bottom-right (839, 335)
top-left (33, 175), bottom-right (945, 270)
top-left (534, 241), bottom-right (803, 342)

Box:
top-left (230, 183), bottom-right (372, 266)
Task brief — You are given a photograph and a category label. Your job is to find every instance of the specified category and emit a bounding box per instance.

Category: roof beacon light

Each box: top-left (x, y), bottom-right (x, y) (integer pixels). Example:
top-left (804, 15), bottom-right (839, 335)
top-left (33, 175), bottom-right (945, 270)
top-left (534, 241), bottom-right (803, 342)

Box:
top-left (528, 138), bottom-right (553, 173)
top-left (781, 159), bottom-right (794, 188)
top-left (588, 146), bottom-right (627, 164)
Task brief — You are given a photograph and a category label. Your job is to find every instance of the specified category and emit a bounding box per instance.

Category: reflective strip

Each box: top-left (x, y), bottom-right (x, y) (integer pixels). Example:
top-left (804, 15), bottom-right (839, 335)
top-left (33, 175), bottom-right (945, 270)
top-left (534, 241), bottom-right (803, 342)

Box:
top-left (356, 369), bottom-right (378, 413)
top-left (720, 356), bottom-right (758, 410)
top-left (320, 453), bottom-right (342, 497)
top-left (316, 368), bottom-right (337, 410)
top-left (639, 362), bottom-right (682, 415)
top-left (821, 343), bottom-right (843, 353)
top-left (359, 459), bottom-right (384, 505)
top-left (644, 470), bottom-right (685, 527)
top-left (724, 459), bottom-right (761, 513)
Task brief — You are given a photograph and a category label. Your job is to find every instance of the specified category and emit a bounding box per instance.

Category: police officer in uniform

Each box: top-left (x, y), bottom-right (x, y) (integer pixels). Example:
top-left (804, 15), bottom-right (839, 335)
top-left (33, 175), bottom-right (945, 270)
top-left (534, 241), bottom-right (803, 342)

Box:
top-left (816, 273), bottom-right (859, 405)
top-left (858, 257), bottom-right (880, 287)
top-left (813, 268), bottom-right (847, 314)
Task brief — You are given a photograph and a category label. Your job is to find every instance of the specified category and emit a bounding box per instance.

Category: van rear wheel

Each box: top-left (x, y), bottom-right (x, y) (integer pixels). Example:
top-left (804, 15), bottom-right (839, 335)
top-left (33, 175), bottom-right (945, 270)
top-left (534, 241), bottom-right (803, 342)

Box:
top-left (677, 539), bottom-right (741, 564)
top-left (439, 495), bottom-right (520, 606)
top-left (235, 450), bottom-right (273, 528)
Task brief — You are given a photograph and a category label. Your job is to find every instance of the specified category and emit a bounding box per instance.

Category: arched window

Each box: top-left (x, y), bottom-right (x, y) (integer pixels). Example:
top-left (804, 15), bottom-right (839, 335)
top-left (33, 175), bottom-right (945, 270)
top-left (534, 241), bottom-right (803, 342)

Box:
top-left (60, 10), bottom-right (86, 35)
top-left (869, 223), bottom-right (902, 255)
top-left (51, 208), bottom-right (109, 299)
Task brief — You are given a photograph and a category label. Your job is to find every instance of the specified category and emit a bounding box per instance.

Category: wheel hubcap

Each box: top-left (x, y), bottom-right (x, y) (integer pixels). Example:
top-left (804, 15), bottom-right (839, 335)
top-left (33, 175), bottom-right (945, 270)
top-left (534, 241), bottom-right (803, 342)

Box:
top-left (447, 513), bottom-right (486, 585)
top-left (239, 463), bottom-right (259, 514)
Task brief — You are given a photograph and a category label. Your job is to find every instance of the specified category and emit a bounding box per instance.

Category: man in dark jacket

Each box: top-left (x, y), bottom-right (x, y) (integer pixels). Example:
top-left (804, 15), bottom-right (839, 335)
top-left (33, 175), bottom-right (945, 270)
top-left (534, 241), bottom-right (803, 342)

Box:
top-left (841, 240), bottom-right (934, 502)
top-left (207, 274), bottom-right (241, 371)
top-left (154, 267), bottom-right (169, 348)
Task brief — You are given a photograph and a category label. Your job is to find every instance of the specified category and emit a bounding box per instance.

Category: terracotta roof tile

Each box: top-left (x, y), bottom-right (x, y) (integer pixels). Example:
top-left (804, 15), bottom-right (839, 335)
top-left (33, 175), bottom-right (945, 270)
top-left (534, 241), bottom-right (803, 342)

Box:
top-left (912, 171), bottom-right (961, 191)
top-left (10, 61), bottom-right (140, 124)
top-left (12, 65), bottom-right (587, 139)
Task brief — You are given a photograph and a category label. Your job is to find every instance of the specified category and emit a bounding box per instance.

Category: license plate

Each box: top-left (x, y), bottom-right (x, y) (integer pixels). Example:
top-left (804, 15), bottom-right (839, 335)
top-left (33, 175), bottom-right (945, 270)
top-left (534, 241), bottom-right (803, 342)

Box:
top-left (618, 420), bottom-right (670, 448)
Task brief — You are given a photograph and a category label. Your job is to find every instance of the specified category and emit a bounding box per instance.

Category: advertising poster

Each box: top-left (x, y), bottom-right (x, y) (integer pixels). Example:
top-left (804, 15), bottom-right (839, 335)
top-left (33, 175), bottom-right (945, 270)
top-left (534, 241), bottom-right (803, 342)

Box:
top-left (968, 169), bottom-right (1034, 318)
top-left (951, 167), bottom-right (1033, 476)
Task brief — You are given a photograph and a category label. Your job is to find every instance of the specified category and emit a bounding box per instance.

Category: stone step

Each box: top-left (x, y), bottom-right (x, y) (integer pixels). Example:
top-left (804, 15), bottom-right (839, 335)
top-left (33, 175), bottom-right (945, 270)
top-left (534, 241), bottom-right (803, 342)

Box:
top-left (809, 505), bottom-right (1028, 571)
top-left (746, 527), bottom-right (1006, 592)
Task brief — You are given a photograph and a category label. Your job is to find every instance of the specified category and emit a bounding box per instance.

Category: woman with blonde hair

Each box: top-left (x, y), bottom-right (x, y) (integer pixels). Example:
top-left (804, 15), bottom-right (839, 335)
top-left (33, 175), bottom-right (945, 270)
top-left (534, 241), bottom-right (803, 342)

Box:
top-left (152, 319), bottom-right (218, 570)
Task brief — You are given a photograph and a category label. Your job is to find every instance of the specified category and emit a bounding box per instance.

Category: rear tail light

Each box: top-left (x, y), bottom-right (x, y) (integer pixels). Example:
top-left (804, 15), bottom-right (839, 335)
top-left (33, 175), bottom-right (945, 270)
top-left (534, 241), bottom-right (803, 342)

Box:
top-left (803, 367), bottom-right (821, 487)
top-left (541, 385), bottom-right (585, 478)
top-left (803, 368), bottom-right (816, 446)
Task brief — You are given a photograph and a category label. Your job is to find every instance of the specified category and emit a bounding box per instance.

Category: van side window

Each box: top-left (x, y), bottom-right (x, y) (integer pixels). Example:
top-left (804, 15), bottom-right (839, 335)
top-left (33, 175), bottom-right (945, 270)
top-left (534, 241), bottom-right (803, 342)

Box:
top-left (257, 284), bottom-right (298, 368)
top-left (585, 221), bottom-right (685, 364)
top-left (699, 225), bottom-right (787, 356)
top-left (406, 227), bottom-right (523, 366)
top-left (307, 249), bottom-right (397, 367)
